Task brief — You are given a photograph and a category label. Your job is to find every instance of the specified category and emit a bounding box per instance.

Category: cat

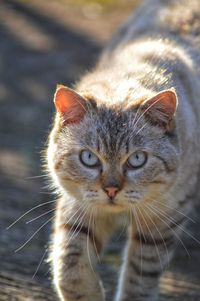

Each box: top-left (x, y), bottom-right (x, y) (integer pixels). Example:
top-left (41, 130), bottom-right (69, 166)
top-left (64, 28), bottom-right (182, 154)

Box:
top-left (47, 0), bottom-right (200, 300)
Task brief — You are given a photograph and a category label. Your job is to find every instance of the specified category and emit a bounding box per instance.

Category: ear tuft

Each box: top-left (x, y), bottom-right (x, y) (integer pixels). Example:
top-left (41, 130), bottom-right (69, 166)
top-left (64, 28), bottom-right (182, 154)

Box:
top-left (141, 89), bottom-right (178, 131)
top-left (54, 85), bottom-right (86, 125)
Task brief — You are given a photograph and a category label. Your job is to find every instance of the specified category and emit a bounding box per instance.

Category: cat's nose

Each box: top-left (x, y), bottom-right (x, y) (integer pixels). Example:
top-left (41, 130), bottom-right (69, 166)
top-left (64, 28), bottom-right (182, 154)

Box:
top-left (105, 186), bottom-right (119, 199)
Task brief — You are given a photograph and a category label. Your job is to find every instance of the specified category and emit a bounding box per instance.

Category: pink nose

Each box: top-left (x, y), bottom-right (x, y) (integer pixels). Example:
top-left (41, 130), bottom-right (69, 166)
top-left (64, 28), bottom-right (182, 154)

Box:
top-left (105, 186), bottom-right (119, 199)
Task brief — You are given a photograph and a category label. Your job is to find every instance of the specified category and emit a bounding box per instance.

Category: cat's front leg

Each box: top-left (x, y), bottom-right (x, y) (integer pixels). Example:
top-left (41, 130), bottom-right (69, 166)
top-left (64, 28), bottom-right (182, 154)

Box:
top-left (51, 202), bottom-right (106, 301)
top-left (116, 206), bottom-right (182, 301)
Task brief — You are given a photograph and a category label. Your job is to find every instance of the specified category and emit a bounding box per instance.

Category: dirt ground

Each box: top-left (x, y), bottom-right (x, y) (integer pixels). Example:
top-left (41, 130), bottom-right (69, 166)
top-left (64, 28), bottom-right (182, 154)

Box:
top-left (0, 0), bottom-right (200, 300)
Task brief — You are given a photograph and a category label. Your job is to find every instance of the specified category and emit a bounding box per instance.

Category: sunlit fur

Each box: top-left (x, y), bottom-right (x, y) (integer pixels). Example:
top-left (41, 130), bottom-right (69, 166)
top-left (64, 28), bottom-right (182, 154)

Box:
top-left (47, 0), bottom-right (200, 300)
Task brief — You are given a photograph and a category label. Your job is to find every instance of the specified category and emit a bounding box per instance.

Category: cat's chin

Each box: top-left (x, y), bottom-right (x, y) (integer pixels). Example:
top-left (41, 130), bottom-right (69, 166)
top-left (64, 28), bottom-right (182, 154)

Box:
top-left (98, 202), bottom-right (126, 213)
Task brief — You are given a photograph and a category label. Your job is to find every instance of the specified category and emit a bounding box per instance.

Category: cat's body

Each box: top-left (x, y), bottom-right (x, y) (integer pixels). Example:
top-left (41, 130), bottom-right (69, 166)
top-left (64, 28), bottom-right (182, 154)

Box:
top-left (47, 0), bottom-right (200, 300)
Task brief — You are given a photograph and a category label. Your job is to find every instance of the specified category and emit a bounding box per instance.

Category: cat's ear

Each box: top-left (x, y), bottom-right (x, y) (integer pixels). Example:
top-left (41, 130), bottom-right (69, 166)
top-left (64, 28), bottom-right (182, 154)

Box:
top-left (141, 89), bottom-right (178, 131)
top-left (54, 85), bottom-right (87, 125)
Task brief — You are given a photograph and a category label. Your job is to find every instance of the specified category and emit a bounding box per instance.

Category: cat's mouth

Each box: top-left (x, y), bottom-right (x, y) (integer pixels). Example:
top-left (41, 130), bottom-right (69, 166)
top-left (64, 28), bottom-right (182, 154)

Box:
top-left (106, 201), bottom-right (118, 206)
top-left (102, 199), bottom-right (126, 211)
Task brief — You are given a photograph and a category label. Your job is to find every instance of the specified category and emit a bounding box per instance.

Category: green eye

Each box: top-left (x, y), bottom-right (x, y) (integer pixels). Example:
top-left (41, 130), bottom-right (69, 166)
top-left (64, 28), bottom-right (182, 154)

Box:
top-left (127, 151), bottom-right (147, 168)
top-left (80, 150), bottom-right (100, 167)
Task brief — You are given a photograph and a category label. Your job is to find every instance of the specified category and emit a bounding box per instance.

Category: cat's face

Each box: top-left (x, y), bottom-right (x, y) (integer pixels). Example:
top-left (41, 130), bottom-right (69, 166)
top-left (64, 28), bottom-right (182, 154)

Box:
top-left (48, 86), bottom-right (179, 212)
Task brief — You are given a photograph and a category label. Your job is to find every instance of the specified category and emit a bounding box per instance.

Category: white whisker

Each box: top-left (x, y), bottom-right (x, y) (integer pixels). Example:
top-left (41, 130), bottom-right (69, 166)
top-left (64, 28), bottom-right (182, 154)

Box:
top-left (15, 216), bottom-right (54, 253)
top-left (133, 122), bottom-right (148, 137)
top-left (130, 205), bottom-right (143, 277)
top-left (65, 203), bottom-right (91, 247)
top-left (92, 207), bottom-right (101, 262)
top-left (116, 210), bottom-right (128, 241)
top-left (87, 207), bottom-right (97, 277)
top-left (26, 208), bottom-right (56, 224)
top-left (6, 200), bottom-right (56, 230)
top-left (150, 199), bottom-right (196, 223)
top-left (25, 175), bottom-right (48, 180)
top-left (149, 203), bottom-right (200, 247)
top-left (142, 205), bottom-right (170, 266)
top-left (133, 95), bottom-right (165, 130)
top-left (32, 248), bottom-right (48, 279)
top-left (146, 204), bottom-right (191, 258)
top-left (136, 205), bottom-right (163, 269)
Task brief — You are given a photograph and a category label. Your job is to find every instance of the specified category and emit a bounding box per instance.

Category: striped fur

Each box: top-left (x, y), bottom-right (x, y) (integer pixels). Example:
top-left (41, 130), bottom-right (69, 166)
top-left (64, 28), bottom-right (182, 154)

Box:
top-left (47, 0), bottom-right (200, 300)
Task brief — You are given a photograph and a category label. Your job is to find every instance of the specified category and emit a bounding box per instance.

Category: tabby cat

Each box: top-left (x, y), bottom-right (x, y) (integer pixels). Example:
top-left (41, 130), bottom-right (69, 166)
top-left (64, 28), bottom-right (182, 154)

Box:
top-left (47, 0), bottom-right (200, 300)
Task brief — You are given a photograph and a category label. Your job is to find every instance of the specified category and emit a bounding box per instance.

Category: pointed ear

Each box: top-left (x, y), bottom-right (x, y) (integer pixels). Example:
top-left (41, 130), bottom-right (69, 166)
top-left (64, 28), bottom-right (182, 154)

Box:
top-left (54, 85), bottom-right (87, 125)
top-left (141, 89), bottom-right (178, 131)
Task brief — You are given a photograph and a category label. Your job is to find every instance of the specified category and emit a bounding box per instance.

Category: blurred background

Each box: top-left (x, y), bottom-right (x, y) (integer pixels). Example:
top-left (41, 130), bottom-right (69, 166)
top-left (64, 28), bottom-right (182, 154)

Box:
top-left (0, 0), bottom-right (200, 300)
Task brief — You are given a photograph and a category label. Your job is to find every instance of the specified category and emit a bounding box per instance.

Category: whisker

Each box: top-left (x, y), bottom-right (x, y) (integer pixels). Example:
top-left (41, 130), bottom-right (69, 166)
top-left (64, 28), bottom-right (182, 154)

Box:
top-left (60, 204), bottom-right (90, 271)
top-left (142, 205), bottom-right (170, 266)
top-left (145, 204), bottom-right (191, 258)
top-left (65, 203), bottom-right (91, 247)
top-left (87, 206), bottom-right (97, 276)
top-left (128, 122), bottom-right (148, 145)
top-left (92, 207), bottom-right (101, 262)
top-left (150, 199), bottom-right (196, 223)
top-left (149, 203), bottom-right (200, 247)
top-left (15, 216), bottom-right (54, 253)
top-left (115, 211), bottom-right (128, 241)
top-left (133, 95), bottom-right (166, 130)
top-left (6, 200), bottom-right (56, 230)
top-left (132, 104), bottom-right (142, 127)
top-left (136, 205), bottom-right (163, 269)
top-left (133, 205), bottom-right (146, 243)
top-left (39, 191), bottom-right (55, 195)
top-left (64, 204), bottom-right (86, 236)
top-left (149, 203), bottom-right (186, 226)
top-left (130, 205), bottom-right (143, 277)
top-left (26, 208), bottom-right (56, 224)
top-left (25, 175), bottom-right (48, 180)
top-left (149, 203), bottom-right (183, 225)
top-left (133, 122), bottom-right (148, 137)
top-left (32, 248), bottom-right (48, 279)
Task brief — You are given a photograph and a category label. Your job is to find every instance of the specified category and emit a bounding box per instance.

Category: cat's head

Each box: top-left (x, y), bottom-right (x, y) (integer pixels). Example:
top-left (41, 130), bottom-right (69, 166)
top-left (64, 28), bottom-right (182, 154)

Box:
top-left (48, 85), bottom-right (179, 212)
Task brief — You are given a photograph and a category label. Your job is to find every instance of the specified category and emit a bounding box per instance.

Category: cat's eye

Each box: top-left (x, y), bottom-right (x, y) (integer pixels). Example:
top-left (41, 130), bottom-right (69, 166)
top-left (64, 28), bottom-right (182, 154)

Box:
top-left (80, 150), bottom-right (100, 167)
top-left (127, 151), bottom-right (147, 169)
